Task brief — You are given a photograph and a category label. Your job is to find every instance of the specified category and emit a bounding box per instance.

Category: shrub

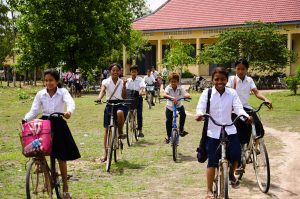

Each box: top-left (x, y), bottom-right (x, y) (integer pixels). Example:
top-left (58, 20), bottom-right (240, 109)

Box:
top-left (181, 70), bottom-right (194, 78)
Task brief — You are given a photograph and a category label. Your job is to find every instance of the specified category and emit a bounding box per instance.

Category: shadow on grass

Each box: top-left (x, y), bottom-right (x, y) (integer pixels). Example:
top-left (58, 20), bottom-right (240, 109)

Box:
top-left (240, 177), bottom-right (299, 198)
top-left (131, 139), bottom-right (156, 148)
top-left (177, 153), bottom-right (196, 163)
top-left (112, 160), bottom-right (145, 175)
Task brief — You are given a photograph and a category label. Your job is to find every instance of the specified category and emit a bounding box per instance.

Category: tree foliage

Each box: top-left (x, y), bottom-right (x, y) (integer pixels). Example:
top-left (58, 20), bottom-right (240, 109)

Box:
top-left (13, 0), bottom-right (148, 72)
top-left (0, 1), bottom-right (13, 67)
top-left (163, 39), bottom-right (195, 72)
top-left (198, 22), bottom-right (297, 73)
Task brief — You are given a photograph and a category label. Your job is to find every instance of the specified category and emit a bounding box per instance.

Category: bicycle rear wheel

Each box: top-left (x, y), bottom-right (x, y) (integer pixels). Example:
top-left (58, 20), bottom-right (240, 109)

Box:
top-left (106, 126), bottom-right (115, 172)
top-left (26, 158), bottom-right (52, 199)
top-left (253, 139), bottom-right (270, 193)
top-left (171, 129), bottom-right (179, 162)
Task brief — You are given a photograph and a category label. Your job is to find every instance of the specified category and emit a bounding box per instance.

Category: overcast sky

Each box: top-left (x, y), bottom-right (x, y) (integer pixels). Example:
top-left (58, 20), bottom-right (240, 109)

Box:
top-left (146, 0), bottom-right (168, 11)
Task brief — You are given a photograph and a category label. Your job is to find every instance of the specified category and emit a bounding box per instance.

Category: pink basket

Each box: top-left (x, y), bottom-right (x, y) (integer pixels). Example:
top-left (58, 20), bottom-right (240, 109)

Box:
top-left (20, 119), bottom-right (52, 157)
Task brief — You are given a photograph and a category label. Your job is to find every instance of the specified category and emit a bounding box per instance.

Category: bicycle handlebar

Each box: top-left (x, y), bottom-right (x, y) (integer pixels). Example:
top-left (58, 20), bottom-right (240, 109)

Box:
top-left (94, 99), bottom-right (132, 106)
top-left (203, 114), bottom-right (247, 127)
top-left (249, 101), bottom-right (271, 113)
top-left (159, 97), bottom-right (192, 102)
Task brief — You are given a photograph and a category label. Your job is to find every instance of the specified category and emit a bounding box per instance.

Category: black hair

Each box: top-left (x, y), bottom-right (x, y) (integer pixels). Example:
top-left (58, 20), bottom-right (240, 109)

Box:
top-left (130, 65), bottom-right (139, 72)
top-left (211, 67), bottom-right (229, 80)
top-left (109, 63), bottom-right (121, 71)
top-left (44, 68), bottom-right (62, 88)
top-left (234, 58), bottom-right (249, 69)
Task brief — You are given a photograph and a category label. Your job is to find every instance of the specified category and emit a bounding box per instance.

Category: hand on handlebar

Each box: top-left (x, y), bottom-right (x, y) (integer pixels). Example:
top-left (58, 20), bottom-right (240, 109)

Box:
top-left (64, 111), bottom-right (71, 119)
top-left (264, 100), bottom-right (273, 109)
top-left (195, 115), bottom-right (205, 121)
top-left (245, 116), bottom-right (253, 124)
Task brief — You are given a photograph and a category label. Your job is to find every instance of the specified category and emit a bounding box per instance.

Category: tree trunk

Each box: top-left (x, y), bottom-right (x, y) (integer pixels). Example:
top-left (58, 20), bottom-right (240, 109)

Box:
top-left (13, 69), bottom-right (16, 87)
top-left (34, 67), bottom-right (37, 86)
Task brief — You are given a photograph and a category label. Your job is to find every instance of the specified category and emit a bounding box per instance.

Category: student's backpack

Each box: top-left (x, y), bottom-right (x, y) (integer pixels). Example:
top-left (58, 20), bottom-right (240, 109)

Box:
top-left (196, 88), bottom-right (212, 163)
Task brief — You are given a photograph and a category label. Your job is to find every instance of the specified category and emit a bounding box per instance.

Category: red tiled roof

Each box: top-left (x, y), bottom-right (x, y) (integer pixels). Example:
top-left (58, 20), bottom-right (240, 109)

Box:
top-left (133, 0), bottom-right (300, 31)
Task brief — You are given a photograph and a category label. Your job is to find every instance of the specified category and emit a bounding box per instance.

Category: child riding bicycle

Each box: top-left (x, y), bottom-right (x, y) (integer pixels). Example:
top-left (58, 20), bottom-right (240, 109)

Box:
top-left (126, 65), bottom-right (146, 137)
top-left (23, 69), bottom-right (80, 199)
top-left (195, 67), bottom-right (252, 199)
top-left (96, 63), bottom-right (128, 163)
top-left (144, 69), bottom-right (156, 106)
top-left (163, 72), bottom-right (190, 144)
top-left (227, 59), bottom-right (272, 172)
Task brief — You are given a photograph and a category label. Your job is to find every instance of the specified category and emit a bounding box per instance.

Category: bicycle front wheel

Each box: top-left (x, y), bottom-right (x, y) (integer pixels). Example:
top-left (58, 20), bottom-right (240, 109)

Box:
top-left (26, 158), bottom-right (52, 199)
top-left (253, 139), bottom-right (270, 193)
top-left (147, 93), bottom-right (152, 109)
top-left (126, 113), bottom-right (133, 147)
top-left (106, 126), bottom-right (115, 172)
top-left (222, 162), bottom-right (229, 199)
top-left (171, 129), bottom-right (179, 162)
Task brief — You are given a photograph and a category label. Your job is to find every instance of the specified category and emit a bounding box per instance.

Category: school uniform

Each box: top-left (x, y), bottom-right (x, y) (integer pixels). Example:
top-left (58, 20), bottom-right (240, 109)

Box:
top-left (196, 87), bottom-right (249, 168)
top-left (227, 75), bottom-right (265, 144)
top-left (164, 85), bottom-right (187, 138)
top-left (24, 87), bottom-right (80, 161)
top-left (126, 76), bottom-right (146, 130)
top-left (143, 75), bottom-right (156, 85)
top-left (102, 77), bottom-right (128, 128)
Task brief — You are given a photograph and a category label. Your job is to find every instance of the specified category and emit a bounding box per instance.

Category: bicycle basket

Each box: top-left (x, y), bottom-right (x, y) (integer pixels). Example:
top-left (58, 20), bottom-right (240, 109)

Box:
top-left (20, 119), bottom-right (52, 157)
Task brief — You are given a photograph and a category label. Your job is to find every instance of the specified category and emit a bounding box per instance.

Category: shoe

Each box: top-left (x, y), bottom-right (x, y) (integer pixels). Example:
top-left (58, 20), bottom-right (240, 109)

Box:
top-left (235, 166), bottom-right (245, 175)
top-left (164, 137), bottom-right (170, 144)
top-left (138, 131), bottom-right (144, 138)
top-left (63, 192), bottom-right (72, 199)
top-left (229, 173), bottom-right (240, 189)
top-left (118, 134), bottom-right (127, 139)
top-left (179, 131), bottom-right (188, 137)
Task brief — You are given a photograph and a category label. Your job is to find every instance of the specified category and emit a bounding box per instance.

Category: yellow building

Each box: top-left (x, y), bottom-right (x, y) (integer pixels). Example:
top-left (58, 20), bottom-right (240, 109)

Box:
top-left (128, 0), bottom-right (300, 76)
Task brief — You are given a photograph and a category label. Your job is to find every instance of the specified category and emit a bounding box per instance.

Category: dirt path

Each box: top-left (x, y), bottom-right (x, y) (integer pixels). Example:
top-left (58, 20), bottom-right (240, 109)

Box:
top-left (185, 110), bottom-right (300, 198)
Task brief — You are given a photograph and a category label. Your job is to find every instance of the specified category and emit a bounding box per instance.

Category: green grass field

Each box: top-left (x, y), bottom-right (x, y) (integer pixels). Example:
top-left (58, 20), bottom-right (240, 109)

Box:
top-left (0, 85), bottom-right (299, 198)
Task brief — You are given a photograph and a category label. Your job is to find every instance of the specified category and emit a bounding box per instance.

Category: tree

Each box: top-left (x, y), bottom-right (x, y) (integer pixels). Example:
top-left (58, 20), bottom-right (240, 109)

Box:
top-left (285, 65), bottom-right (300, 95)
top-left (126, 30), bottom-right (151, 63)
top-left (198, 22), bottom-right (297, 73)
top-left (163, 39), bottom-right (195, 74)
top-left (13, 0), bottom-right (148, 73)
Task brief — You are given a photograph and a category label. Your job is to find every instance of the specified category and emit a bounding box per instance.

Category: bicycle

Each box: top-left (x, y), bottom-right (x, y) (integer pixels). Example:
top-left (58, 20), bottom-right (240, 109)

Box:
top-left (25, 112), bottom-right (64, 199)
top-left (203, 114), bottom-right (246, 199)
top-left (125, 107), bottom-right (139, 146)
top-left (160, 97), bottom-right (191, 162)
top-left (145, 85), bottom-right (155, 109)
top-left (235, 102), bottom-right (271, 193)
top-left (95, 100), bottom-right (131, 172)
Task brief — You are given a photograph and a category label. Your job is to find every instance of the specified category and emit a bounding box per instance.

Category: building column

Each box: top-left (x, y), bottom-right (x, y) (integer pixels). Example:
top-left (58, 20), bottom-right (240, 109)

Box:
top-left (287, 33), bottom-right (292, 76)
top-left (196, 38), bottom-right (202, 76)
top-left (122, 45), bottom-right (127, 76)
top-left (157, 39), bottom-right (162, 71)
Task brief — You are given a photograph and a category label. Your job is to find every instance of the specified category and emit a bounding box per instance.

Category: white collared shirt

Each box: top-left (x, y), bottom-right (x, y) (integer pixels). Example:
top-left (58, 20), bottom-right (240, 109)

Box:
top-left (102, 77), bottom-right (124, 100)
top-left (126, 76), bottom-right (146, 91)
top-left (143, 75), bottom-right (156, 85)
top-left (151, 70), bottom-right (159, 79)
top-left (165, 85), bottom-right (187, 111)
top-left (227, 75), bottom-right (256, 109)
top-left (24, 88), bottom-right (75, 121)
top-left (196, 87), bottom-right (249, 139)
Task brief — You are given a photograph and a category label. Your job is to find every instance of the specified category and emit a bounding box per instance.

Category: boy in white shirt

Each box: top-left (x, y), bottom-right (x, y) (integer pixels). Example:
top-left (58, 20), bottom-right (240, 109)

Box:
top-left (144, 69), bottom-right (156, 105)
top-left (126, 65), bottom-right (146, 137)
top-left (196, 67), bottom-right (252, 198)
top-left (163, 72), bottom-right (190, 143)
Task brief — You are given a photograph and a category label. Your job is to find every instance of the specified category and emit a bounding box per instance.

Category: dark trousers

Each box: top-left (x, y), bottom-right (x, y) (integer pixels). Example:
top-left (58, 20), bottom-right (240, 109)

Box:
top-left (165, 106), bottom-right (186, 138)
top-left (232, 107), bottom-right (265, 145)
top-left (137, 96), bottom-right (143, 130)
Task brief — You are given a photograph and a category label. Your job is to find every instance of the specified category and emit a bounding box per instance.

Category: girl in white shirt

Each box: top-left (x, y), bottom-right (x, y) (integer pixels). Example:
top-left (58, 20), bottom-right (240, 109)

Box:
top-left (196, 67), bottom-right (252, 199)
top-left (96, 63), bottom-right (127, 163)
top-left (24, 69), bottom-right (80, 199)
